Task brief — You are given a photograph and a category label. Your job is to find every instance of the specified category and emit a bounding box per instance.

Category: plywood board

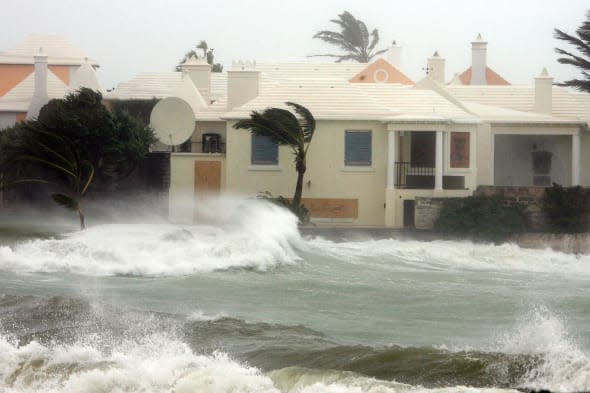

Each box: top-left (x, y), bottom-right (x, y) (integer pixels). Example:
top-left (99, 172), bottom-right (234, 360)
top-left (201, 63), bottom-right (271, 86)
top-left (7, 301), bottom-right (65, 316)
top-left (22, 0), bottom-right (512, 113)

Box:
top-left (194, 161), bottom-right (221, 195)
top-left (301, 198), bottom-right (358, 219)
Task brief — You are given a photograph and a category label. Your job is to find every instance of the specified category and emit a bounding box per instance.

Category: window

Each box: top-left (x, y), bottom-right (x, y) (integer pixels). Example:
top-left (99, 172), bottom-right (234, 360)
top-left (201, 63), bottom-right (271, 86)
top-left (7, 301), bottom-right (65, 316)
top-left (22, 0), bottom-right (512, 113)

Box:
top-left (251, 134), bottom-right (278, 165)
top-left (345, 130), bottom-right (372, 166)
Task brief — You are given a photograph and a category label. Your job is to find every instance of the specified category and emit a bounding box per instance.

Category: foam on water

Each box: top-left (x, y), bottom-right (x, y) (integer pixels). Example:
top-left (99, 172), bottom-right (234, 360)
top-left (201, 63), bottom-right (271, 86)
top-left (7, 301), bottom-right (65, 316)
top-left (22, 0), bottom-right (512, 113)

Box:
top-left (493, 306), bottom-right (590, 392)
top-left (308, 237), bottom-right (590, 277)
top-left (0, 333), bottom-right (279, 393)
top-left (0, 198), bottom-right (302, 276)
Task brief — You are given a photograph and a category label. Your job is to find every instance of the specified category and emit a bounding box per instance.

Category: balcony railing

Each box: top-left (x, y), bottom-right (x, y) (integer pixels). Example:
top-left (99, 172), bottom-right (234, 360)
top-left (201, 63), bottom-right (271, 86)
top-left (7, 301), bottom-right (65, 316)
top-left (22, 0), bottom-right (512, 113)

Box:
top-left (394, 162), bottom-right (465, 190)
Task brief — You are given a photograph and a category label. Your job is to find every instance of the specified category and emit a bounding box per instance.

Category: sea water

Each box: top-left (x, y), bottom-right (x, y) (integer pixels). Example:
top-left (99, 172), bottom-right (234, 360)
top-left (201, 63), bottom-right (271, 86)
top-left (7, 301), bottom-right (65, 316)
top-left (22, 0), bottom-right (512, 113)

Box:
top-left (0, 198), bottom-right (589, 393)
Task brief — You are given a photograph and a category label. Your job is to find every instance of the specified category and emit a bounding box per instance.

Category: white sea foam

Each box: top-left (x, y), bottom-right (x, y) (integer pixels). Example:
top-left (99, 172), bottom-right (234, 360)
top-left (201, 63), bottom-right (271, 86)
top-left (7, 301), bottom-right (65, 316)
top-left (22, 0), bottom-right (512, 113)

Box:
top-left (308, 236), bottom-right (590, 277)
top-left (0, 198), bottom-right (302, 276)
top-left (0, 333), bottom-right (279, 393)
top-left (187, 309), bottom-right (228, 322)
top-left (494, 306), bottom-right (590, 392)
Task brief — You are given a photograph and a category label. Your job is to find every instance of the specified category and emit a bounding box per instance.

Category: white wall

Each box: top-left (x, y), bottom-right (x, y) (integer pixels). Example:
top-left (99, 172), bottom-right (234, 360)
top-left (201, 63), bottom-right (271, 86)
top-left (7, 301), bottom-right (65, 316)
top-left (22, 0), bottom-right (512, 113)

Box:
top-left (494, 134), bottom-right (572, 186)
top-left (0, 113), bottom-right (17, 130)
top-left (225, 120), bottom-right (388, 226)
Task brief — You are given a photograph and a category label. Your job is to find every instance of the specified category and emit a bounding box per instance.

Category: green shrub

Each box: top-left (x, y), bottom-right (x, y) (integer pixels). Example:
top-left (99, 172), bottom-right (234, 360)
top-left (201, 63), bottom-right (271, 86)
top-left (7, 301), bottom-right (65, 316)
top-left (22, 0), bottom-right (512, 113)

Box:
top-left (542, 183), bottom-right (590, 233)
top-left (257, 191), bottom-right (310, 224)
top-left (434, 195), bottom-right (529, 242)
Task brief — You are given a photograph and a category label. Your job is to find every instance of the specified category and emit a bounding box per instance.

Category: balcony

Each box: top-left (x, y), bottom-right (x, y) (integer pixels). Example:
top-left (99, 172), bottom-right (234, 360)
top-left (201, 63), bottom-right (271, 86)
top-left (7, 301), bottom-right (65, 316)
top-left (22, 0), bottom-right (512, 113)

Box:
top-left (394, 162), bottom-right (465, 190)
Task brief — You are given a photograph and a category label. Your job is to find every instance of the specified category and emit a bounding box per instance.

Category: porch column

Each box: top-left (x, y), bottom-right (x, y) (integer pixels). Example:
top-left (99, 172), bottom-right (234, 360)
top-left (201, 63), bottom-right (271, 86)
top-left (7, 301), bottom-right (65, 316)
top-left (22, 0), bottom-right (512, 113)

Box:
top-left (572, 133), bottom-right (581, 186)
top-left (435, 131), bottom-right (443, 191)
top-left (387, 130), bottom-right (396, 188)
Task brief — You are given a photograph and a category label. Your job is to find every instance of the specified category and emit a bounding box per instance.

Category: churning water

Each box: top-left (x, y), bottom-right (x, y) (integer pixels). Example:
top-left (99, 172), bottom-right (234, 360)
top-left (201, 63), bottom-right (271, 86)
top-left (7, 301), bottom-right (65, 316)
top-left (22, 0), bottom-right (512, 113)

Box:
top-left (0, 198), bottom-right (589, 393)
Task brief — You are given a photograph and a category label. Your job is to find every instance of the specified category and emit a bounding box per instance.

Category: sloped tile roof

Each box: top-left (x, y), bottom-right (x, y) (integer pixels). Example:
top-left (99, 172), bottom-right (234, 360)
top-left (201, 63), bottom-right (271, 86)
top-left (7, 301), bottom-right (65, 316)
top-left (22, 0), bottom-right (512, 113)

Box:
top-left (458, 66), bottom-right (510, 85)
top-left (0, 34), bottom-right (98, 66)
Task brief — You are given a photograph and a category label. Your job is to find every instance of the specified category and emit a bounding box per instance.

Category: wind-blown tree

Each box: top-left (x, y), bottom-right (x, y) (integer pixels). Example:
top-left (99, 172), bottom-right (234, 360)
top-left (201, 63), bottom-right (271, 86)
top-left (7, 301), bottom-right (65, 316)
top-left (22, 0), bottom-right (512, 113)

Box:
top-left (233, 102), bottom-right (316, 209)
top-left (176, 40), bottom-right (223, 72)
top-left (0, 88), bottom-right (155, 229)
top-left (554, 10), bottom-right (590, 92)
top-left (311, 11), bottom-right (387, 63)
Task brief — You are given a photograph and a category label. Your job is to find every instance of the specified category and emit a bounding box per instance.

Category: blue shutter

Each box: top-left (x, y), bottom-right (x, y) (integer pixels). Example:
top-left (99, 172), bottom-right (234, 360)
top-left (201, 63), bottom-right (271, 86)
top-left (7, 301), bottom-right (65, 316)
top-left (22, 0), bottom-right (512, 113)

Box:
top-left (251, 134), bottom-right (278, 165)
top-left (345, 131), bottom-right (372, 166)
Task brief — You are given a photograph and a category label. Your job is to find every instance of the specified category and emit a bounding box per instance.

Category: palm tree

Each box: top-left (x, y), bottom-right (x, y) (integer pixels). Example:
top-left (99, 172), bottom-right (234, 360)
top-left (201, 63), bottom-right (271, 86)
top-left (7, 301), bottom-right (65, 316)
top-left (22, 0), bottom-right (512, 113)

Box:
top-left (176, 40), bottom-right (223, 72)
top-left (3, 125), bottom-right (94, 230)
top-left (311, 11), bottom-right (387, 63)
top-left (554, 10), bottom-right (590, 92)
top-left (233, 102), bottom-right (316, 208)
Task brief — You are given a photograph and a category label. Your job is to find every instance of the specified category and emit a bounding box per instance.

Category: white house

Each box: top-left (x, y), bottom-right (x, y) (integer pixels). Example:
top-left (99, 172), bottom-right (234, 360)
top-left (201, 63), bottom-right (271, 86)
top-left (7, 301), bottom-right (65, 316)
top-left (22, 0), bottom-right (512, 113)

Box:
top-left (105, 35), bottom-right (590, 228)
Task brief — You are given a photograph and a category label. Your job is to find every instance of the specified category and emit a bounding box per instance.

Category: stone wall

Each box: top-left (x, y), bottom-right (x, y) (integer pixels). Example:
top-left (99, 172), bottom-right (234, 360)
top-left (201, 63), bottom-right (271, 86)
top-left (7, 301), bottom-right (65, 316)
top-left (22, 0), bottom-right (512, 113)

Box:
top-left (474, 186), bottom-right (547, 230)
top-left (414, 186), bottom-right (548, 231)
top-left (415, 197), bottom-right (446, 230)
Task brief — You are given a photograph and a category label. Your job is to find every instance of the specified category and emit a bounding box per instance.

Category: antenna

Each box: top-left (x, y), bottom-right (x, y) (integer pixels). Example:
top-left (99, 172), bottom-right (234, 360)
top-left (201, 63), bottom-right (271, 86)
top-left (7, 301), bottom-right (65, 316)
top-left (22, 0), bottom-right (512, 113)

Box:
top-left (149, 97), bottom-right (195, 147)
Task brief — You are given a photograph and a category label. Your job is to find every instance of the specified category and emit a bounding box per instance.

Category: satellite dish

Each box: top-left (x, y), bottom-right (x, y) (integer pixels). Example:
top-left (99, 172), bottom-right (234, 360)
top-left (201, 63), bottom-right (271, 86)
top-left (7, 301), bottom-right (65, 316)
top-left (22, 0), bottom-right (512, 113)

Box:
top-left (150, 97), bottom-right (195, 146)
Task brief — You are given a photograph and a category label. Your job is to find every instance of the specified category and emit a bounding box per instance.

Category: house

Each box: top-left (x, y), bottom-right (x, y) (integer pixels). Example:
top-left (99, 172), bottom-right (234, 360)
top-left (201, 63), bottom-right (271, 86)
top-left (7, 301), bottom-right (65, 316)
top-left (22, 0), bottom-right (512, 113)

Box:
top-left (0, 34), bottom-right (102, 129)
top-left (105, 35), bottom-right (590, 228)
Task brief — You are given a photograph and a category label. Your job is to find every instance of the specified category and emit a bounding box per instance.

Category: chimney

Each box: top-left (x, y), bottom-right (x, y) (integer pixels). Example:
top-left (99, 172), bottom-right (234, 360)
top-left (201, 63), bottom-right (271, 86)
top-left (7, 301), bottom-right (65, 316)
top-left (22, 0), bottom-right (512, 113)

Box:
top-left (227, 60), bottom-right (259, 110)
top-left (427, 51), bottom-right (445, 84)
top-left (535, 68), bottom-right (553, 115)
top-left (179, 54), bottom-right (212, 103)
top-left (386, 40), bottom-right (403, 68)
top-left (471, 33), bottom-right (487, 85)
top-left (26, 47), bottom-right (49, 120)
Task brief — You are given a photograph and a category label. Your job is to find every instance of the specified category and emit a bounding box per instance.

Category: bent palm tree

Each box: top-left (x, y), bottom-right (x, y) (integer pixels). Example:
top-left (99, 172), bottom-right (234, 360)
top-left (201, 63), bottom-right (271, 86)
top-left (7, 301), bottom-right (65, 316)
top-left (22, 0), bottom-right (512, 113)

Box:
top-left (311, 11), bottom-right (387, 63)
top-left (3, 125), bottom-right (94, 230)
top-left (233, 102), bottom-right (315, 207)
top-left (554, 10), bottom-right (590, 92)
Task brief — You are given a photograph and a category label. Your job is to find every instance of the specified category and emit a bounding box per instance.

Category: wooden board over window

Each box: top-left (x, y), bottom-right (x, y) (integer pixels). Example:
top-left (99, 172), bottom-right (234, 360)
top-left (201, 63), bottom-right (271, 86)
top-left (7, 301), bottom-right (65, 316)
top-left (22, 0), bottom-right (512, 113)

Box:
top-left (301, 198), bottom-right (358, 219)
top-left (450, 132), bottom-right (470, 168)
top-left (194, 161), bottom-right (221, 195)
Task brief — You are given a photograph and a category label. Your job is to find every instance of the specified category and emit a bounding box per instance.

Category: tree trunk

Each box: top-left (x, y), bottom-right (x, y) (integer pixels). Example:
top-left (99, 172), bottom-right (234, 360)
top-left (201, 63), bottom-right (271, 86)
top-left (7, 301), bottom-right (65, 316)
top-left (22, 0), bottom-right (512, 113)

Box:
top-left (78, 209), bottom-right (86, 230)
top-left (293, 158), bottom-right (306, 207)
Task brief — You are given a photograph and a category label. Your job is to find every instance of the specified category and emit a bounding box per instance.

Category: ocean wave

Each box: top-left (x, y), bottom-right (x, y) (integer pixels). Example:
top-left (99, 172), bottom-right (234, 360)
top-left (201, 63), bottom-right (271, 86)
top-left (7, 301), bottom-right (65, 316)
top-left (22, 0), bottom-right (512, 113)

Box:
top-left (306, 236), bottom-right (590, 277)
top-left (0, 199), bottom-right (302, 276)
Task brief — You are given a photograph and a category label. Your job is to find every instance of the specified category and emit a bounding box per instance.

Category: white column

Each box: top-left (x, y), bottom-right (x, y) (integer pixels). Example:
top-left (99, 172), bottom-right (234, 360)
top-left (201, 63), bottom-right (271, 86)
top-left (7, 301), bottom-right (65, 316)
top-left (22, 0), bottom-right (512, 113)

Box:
top-left (572, 133), bottom-right (581, 186)
top-left (387, 130), bottom-right (396, 188)
top-left (435, 131), bottom-right (443, 190)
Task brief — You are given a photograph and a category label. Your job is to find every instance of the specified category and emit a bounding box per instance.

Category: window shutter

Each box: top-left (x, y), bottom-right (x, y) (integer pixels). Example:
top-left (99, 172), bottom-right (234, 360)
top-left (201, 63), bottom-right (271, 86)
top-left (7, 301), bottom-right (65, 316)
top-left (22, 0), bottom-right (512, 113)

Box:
top-left (251, 134), bottom-right (278, 165)
top-left (345, 131), bottom-right (372, 166)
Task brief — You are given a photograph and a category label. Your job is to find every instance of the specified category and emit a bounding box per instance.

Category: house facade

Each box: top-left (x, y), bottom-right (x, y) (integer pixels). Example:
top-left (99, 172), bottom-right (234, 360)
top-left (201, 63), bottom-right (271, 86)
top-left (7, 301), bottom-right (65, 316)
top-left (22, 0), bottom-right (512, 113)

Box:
top-left (105, 36), bottom-right (590, 228)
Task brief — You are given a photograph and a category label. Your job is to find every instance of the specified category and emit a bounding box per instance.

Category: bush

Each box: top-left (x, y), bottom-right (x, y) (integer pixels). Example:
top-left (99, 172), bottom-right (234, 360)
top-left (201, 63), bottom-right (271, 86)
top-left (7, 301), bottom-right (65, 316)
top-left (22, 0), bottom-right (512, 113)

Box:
top-left (434, 195), bottom-right (529, 242)
top-left (257, 191), bottom-right (310, 224)
top-left (542, 183), bottom-right (590, 233)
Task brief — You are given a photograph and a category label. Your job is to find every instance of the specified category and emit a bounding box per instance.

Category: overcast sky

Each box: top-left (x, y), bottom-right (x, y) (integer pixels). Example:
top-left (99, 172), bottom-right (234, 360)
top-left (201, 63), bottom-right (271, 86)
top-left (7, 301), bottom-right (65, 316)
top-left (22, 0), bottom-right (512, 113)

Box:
top-left (2, 0), bottom-right (588, 89)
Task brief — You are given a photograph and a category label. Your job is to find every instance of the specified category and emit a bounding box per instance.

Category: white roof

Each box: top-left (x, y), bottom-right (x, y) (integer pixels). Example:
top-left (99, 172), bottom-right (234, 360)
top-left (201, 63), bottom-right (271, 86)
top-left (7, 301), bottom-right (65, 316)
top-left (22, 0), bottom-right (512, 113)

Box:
top-left (447, 85), bottom-right (590, 123)
top-left (0, 71), bottom-right (68, 112)
top-left (0, 34), bottom-right (98, 66)
top-left (69, 59), bottom-right (102, 93)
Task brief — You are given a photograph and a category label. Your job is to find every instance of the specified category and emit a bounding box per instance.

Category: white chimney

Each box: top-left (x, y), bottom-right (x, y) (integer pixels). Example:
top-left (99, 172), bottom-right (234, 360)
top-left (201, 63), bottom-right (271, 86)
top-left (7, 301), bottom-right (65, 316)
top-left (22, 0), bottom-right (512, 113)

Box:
top-left (386, 40), bottom-right (403, 68)
top-left (179, 54), bottom-right (212, 103)
top-left (227, 60), bottom-right (259, 110)
top-left (427, 51), bottom-right (445, 84)
top-left (471, 33), bottom-right (487, 85)
top-left (26, 47), bottom-right (49, 120)
top-left (535, 68), bottom-right (553, 115)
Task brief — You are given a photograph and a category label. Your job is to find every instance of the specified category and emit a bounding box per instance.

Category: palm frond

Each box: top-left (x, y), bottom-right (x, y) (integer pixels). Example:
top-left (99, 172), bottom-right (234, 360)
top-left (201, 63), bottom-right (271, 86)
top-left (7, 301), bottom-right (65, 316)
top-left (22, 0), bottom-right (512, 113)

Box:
top-left (286, 102), bottom-right (316, 143)
top-left (51, 193), bottom-right (79, 212)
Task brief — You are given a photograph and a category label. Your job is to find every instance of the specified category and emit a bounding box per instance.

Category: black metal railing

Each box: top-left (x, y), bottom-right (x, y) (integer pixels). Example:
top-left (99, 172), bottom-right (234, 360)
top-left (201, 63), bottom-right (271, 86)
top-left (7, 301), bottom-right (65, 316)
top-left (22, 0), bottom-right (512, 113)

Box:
top-left (394, 162), bottom-right (466, 190)
top-left (395, 162), bottom-right (435, 189)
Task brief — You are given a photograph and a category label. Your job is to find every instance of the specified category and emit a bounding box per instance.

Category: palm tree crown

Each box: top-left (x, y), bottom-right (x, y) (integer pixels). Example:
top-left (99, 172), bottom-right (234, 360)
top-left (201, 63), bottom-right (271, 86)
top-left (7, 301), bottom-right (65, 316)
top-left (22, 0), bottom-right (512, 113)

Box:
top-left (311, 11), bottom-right (387, 63)
top-left (233, 102), bottom-right (315, 207)
top-left (554, 10), bottom-right (590, 92)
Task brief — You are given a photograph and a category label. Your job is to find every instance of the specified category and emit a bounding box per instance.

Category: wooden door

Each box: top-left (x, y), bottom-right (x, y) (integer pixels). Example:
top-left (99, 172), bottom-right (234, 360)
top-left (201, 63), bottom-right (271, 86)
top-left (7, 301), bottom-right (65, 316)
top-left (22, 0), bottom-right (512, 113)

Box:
top-left (194, 161), bottom-right (221, 196)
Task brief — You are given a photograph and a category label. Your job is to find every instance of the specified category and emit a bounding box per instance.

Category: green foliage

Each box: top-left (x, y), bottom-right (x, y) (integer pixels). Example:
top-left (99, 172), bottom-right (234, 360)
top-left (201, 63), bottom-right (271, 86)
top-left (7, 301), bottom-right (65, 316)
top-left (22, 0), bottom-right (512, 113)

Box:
top-left (234, 102), bottom-right (316, 207)
top-left (554, 10), bottom-right (590, 92)
top-left (257, 191), bottom-right (310, 224)
top-left (110, 99), bottom-right (159, 125)
top-left (434, 196), bottom-right (529, 242)
top-left (311, 11), bottom-right (387, 63)
top-left (0, 88), bottom-right (155, 229)
top-left (542, 183), bottom-right (590, 233)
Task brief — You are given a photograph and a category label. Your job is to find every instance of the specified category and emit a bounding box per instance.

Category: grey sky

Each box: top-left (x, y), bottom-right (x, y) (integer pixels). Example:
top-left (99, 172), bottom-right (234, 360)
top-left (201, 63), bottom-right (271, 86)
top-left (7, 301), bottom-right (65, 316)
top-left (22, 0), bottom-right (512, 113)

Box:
top-left (2, 0), bottom-right (588, 89)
